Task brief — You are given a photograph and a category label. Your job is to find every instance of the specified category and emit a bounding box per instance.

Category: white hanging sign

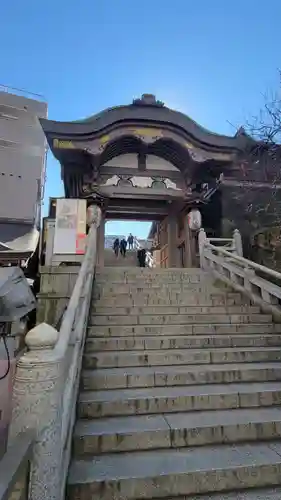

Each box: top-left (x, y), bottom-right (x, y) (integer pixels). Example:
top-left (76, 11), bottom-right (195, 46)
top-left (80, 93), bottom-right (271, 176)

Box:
top-left (188, 209), bottom-right (202, 230)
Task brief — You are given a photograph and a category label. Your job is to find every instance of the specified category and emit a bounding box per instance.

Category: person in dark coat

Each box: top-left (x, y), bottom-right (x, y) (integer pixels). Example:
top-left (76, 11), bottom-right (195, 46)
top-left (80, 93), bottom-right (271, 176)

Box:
top-left (137, 248), bottom-right (146, 267)
top-left (113, 238), bottom-right (120, 257)
top-left (120, 238), bottom-right (127, 257)
top-left (127, 233), bottom-right (134, 250)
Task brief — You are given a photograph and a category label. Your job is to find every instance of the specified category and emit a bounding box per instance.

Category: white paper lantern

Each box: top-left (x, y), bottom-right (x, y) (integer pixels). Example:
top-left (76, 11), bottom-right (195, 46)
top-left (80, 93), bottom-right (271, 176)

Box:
top-left (188, 209), bottom-right (202, 230)
top-left (87, 205), bottom-right (102, 227)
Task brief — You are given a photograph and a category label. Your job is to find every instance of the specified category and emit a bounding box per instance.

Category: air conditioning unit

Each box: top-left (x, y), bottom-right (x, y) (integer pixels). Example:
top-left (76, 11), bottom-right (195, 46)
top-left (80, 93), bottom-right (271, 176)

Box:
top-left (0, 267), bottom-right (36, 322)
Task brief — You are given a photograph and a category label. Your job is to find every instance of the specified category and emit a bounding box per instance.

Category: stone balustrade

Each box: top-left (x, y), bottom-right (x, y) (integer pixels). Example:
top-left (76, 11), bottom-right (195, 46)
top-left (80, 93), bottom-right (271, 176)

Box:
top-left (7, 205), bottom-right (102, 500)
top-left (6, 219), bottom-right (281, 500)
top-left (199, 228), bottom-right (281, 320)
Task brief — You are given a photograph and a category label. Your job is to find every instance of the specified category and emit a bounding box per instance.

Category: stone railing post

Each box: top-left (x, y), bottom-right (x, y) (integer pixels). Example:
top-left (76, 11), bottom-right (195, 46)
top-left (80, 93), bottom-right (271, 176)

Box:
top-left (198, 228), bottom-right (207, 269)
top-left (9, 323), bottom-right (64, 500)
top-left (233, 229), bottom-right (243, 257)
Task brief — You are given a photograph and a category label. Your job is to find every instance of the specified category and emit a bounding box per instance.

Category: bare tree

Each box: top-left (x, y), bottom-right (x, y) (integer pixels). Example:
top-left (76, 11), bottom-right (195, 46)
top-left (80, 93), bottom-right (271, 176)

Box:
top-left (247, 71), bottom-right (281, 145)
top-left (238, 73), bottom-right (281, 267)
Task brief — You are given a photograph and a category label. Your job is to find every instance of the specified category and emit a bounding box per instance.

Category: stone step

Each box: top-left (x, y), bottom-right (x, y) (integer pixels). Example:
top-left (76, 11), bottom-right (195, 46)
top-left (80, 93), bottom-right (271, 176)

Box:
top-left (91, 305), bottom-right (260, 316)
top-left (95, 274), bottom-right (209, 282)
top-left (95, 272), bottom-right (211, 280)
top-left (85, 333), bottom-right (281, 352)
top-left (95, 268), bottom-right (208, 279)
top-left (94, 279), bottom-right (219, 289)
top-left (90, 313), bottom-right (272, 326)
top-left (78, 381), bottom-right (281, 418)
top-left (192, 488), bottom-right (281, 499)
top-left (81, 362), bottom-right (281, 390)
top-left (104, 250), bottom-right (137, 267)
top-left (83, 347), bottom-right (281, 369)
top-left (93, 293), bottom-right (246, 307)
top-left (105, 261), bottom-right (137, 269)
top-left (73, 406), bottom-right (281, 456)
top-left (94, 282), bottom-right (220, 294)
top-left (95, 274), bottom-right (210, 285)
top-left (96, 267), bottom-right (206, 274)
top-left (87, 323), bottom-right (281, 337)
top-left (67, 441), bottom-right (281, 498)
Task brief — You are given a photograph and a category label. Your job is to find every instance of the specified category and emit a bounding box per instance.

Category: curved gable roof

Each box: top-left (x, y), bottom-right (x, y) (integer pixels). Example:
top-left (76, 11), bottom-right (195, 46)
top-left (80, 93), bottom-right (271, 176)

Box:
top-left (40, 94), bottom-right (254, 151)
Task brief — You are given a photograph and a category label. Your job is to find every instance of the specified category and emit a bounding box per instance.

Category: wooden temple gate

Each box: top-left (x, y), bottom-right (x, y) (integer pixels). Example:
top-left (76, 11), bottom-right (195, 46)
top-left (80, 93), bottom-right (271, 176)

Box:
top-left (40, 94), bottom-right (279, 268)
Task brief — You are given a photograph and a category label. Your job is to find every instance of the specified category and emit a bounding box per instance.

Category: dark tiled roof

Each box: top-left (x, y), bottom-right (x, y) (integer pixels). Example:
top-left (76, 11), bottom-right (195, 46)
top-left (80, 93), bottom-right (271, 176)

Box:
top-left (40, 100), bottom-right (253, 151)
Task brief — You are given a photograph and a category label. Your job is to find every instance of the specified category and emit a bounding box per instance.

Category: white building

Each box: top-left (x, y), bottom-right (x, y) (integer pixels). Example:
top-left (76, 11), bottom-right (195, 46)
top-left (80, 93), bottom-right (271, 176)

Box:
top-left (0, 86), bottom-right (48, 263)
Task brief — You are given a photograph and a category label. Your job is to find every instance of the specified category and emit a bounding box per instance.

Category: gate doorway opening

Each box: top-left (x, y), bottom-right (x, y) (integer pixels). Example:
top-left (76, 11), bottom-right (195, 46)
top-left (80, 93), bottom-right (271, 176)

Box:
top-left (102, 219), bottom-right (153, 268)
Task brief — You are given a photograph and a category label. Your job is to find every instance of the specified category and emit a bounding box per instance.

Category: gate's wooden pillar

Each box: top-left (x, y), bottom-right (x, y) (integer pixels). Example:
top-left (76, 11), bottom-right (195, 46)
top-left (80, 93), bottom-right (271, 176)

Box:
top-left (184, 214), bottom-right (193, 267)
top-left (167, 213), bottom-right (178, 268)
top-left (97, 213), bottom-right (105, 267)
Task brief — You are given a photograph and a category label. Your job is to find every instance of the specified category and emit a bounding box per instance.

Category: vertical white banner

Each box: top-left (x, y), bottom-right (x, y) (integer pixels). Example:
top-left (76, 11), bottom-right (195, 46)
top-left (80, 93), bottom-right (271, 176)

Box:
top-left (53, 199), bottom-right (78, 254)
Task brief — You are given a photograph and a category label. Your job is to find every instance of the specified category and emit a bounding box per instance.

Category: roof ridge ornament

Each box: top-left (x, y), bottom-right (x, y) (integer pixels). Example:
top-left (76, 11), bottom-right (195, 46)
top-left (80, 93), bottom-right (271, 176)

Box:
top-left (235, 126), bottom-right (247, 137)
top-left (132, 94), bottom-right (164, 107)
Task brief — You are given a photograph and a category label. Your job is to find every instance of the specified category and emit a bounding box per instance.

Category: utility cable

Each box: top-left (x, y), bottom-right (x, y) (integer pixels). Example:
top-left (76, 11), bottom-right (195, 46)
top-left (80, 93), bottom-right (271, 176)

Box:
top-left (0, 323), bottom-right (10, 381)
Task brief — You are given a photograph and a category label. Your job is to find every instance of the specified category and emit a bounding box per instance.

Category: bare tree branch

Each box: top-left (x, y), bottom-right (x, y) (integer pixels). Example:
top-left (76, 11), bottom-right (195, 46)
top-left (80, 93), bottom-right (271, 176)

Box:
top-left (236, 71), bottom-right (281, 266)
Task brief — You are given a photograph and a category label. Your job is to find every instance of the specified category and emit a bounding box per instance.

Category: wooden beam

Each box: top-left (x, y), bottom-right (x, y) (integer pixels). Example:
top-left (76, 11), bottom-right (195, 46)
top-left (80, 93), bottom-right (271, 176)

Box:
top-left (167, 212), bottom-right (178, 268)
top-left (138, 151), bottom-right (146, 171)
top-left (97, 212), bottom-right (105, 267)
top-left (99, 185), bottom-right (184, 200)
top-left (106, 213), bottom-right (164, 221)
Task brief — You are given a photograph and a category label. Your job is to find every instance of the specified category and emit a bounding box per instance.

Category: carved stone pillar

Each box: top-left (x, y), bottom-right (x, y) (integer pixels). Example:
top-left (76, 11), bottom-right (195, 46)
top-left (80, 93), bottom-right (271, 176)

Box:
top-left (233, 228), bottom-right (243, 257)
top-left (198, 228), bottom-right (207, 269)
top-left (9, 323), bottom-right (63, 500)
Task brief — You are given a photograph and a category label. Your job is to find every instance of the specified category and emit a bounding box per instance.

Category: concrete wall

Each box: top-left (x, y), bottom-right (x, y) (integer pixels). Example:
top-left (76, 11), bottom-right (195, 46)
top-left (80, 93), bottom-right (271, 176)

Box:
top-left (37, 266), bottom-right (79, 327)
top-left (0, 91), bottom-right (47, 224)
top-left (0, 345), bottom-right (17, 458)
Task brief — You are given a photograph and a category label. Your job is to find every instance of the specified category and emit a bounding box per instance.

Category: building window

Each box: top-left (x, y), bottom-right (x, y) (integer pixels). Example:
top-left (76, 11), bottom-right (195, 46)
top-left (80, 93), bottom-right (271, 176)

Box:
top-left (0, 139), bottom-right (20, 149)
top-left (0, 113), bottom-right (19, 120)
top-left (0, 104), bottom-right (24, 119)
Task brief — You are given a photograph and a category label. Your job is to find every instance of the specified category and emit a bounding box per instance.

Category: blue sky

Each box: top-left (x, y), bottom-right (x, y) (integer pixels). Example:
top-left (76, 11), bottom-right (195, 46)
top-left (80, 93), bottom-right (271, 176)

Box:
top-left (1, 0), bottom-right (280, 238)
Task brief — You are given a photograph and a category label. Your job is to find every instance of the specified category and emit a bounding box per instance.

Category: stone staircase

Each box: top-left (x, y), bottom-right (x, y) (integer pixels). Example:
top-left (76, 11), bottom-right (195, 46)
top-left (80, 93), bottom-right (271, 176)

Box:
top-left (67, 268), bottom-right (281, 499)
top-left (104, 248), bottom-right (137, 267)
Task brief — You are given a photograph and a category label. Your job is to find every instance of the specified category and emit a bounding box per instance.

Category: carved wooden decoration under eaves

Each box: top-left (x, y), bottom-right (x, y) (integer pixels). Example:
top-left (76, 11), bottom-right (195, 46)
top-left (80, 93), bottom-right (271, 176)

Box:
top-left (81, 174), bottom-right (183, 195)
top-left (101, 174), bottom-right (182, 190)
top-left (52, 126), bottom-right (234, 164)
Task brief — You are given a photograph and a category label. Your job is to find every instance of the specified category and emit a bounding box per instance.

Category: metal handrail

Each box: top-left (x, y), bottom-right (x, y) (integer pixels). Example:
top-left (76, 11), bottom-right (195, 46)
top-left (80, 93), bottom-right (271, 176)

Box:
top-left (0, 84), bottom-right (46, 102)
